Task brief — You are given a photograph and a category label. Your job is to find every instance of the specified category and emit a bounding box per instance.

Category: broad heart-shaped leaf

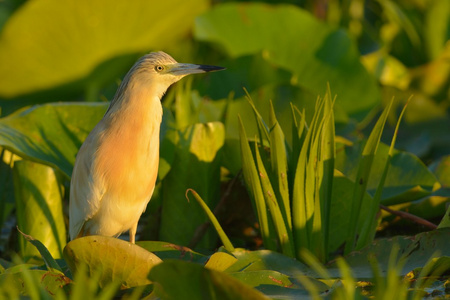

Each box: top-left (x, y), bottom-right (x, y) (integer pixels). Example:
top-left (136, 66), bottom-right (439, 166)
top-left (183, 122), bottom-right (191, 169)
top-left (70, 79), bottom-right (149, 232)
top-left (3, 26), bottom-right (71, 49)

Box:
top-left (322, 229), bottom-right (450, 280)
top-left (13, 161), bottom-right (66, 260)
top-left (194, 3), bottom-right (380, 118)
top-left (63, 236), bottom-right (162, 288)
top-left (159, 122), bottom-right (224, 249)
top-left (0, 102), bottom-right (107, 178)
top-left (335, 141), bottom-right (439, 205)
top-left (0, 0), bottom-right (208, 99)
top-left (148, 260), bottom-right (269, 300)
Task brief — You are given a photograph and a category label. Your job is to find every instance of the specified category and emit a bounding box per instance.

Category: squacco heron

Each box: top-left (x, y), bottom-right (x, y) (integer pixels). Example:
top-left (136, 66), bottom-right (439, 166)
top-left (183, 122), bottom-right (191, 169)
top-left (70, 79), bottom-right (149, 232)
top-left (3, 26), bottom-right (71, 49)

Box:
top-left (69, 51), bottom-right (224, 243)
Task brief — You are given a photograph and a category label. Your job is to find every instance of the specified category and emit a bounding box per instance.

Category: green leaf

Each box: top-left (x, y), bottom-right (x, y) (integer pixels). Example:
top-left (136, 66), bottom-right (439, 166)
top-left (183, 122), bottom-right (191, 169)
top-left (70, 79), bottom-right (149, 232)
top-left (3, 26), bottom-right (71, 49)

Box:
top-left (13, 161), bottom-right (66, 260)
top-left (318, 89), bottom-right (335, 260)
top-left (328, 176), bottom-right (373, 253)
top-left (64, 236), bottom-right (162, 288)
top-left (159, 122), bottom-right (224, 249)
top-left (0, 148), bottom-right (16, 230)
top-left (186, 189), bottom-right (235, 252)
top-left (16, 229), bottom-right (62, 273)
top-left (335, 141), bottom-right (439, 205)
top-left (429, 155), bottom-right (450, 187)
top-left (239, 116), bottom-right (276, 251)
top-left (424, 0), bottom-right (450, 59)
top-left (0, 269), bottom-right (70, 297)
top-left (357, 98), bottom-right (410, 249)
top-left (292, 96), bottom-right (327, 257)
top-left (0, 0), bottom-right (208, 99)
top-left (0, 102), bottom-right (107, 177)
top-left (344, 100), bottom-right (393, 254)
top-left (158, 107), bottom-right (177, 181)
top-left (268, 101), bottom-right (291, 231)
top-left (438, 205), bottom-right (450, 229)
top-left (205, 252), bottom-right (237, 272)
top-left (149, 260), bottom-right (269, 300)
top-left (225, 249), bottom-right (309, 276)
top-left (254, 142), bottom-right (294, 257)
top-left (291, 107), bottom-right (314, 253)
top-left (229, 270), bottom-right (329, 299)
top-left (244, 89), bottom-right (270, 146)
top-left (289, 105), bottom-right (306, 191)
top-left (324, 229), bottom-right (450, 280)
top-left (195, 3), bottom-right (380, 118)
top-left (136, 241), bottom-right (206, 263)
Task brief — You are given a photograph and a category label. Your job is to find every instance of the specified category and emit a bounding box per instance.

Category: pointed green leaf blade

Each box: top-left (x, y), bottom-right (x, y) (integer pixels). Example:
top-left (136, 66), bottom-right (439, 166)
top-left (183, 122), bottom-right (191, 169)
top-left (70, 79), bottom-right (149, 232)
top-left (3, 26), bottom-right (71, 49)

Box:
top-left (239, 116), bottom-right (276, 251)
top-left (254, 142), bottom-right (294, 257)
top-left (268, 100), bottom-right (291, 230)
top-left (344, 99), bottom-right (393, 254)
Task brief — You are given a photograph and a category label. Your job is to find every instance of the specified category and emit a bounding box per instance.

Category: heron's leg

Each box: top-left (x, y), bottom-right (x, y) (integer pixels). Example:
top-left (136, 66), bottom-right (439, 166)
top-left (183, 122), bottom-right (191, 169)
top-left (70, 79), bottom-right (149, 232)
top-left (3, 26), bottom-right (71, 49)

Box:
top-left (129, 223), bottom-right (138, 244)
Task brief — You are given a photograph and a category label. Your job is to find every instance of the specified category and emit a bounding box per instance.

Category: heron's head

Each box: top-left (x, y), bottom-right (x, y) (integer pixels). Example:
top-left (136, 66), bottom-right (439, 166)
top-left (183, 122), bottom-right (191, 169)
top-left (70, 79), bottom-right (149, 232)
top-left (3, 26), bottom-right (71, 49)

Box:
top-left (131, 51), bottom-right (224, 96)
top-left (107, 52), bottom-right (224, 115)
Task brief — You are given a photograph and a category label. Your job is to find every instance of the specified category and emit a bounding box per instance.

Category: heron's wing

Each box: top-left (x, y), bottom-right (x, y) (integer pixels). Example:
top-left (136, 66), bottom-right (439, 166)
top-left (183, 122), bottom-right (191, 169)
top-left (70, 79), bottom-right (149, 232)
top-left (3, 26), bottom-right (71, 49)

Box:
top-left (69, 129), bottom-right (106, 240)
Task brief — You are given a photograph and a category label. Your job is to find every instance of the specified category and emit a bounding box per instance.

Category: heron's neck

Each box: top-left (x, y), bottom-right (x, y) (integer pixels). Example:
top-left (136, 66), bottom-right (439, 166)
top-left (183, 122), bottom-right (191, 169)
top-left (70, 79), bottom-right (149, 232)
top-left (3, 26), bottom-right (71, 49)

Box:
top-left (106, 80), bottom-right (163, 134)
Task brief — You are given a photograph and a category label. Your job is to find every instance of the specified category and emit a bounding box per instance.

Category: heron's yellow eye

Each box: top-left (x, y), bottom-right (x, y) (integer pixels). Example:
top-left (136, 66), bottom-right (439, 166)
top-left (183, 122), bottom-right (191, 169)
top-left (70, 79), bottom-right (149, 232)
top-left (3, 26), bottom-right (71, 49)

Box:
top-left (155, 65), bottom-right (164, 72)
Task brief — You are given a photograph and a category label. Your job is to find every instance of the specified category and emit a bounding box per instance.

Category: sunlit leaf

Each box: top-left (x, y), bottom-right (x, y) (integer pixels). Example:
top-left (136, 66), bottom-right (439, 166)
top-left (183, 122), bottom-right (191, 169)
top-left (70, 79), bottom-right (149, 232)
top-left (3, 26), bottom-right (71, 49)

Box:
top-left (0, 0), bottom-right (208, 99)
top-left (268, 101), bottom-right (291, 231)
top-left (0, 103), bottom-right (107, 177)
top-left (239, 116), bottom-right (276, 251)
top-left (16, 229), bottom-right (62, 272)
top-left (205, 252), bottom-right (237, 272)
top-left (64, 236), bottom-right (162, 288)
top-left (254, 142), bottom-right (294, 257)
top-left (13, 161), bottom-right (66, 260)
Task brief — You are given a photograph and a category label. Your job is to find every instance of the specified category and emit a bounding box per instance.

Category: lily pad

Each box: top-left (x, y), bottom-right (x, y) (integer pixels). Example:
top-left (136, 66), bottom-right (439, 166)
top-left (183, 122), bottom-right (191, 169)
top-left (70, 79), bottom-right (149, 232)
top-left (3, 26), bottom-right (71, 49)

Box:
top-left (63, 236), bottom-right (162, 288)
